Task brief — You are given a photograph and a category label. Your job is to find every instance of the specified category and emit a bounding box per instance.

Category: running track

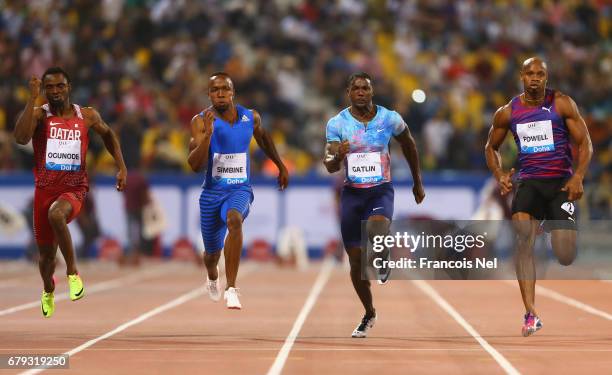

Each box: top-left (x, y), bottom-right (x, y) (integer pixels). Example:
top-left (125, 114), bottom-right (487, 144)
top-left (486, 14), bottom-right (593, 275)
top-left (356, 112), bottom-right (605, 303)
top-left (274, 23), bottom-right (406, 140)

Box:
top-left (1, 260), bottom-right (611, 374)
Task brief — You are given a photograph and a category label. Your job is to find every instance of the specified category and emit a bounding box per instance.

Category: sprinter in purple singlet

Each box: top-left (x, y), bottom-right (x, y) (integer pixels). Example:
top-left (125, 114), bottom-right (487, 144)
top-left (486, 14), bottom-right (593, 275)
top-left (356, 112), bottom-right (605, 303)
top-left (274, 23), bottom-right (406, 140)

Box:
top-left (485, 57), bottom-right (593, 337)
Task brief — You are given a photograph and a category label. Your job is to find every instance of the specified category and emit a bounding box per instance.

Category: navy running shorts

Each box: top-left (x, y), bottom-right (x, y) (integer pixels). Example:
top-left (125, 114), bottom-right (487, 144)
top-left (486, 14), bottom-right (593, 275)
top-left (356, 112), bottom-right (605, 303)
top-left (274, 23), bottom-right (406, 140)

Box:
top-left (340, 182), bottom-right (394, 249)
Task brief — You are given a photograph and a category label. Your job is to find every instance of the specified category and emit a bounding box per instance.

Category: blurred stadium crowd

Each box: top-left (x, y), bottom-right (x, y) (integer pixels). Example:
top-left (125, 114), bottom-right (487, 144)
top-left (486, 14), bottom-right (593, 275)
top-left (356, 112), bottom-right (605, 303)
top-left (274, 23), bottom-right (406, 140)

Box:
top-left (0, 0), bottom-right (609, 218)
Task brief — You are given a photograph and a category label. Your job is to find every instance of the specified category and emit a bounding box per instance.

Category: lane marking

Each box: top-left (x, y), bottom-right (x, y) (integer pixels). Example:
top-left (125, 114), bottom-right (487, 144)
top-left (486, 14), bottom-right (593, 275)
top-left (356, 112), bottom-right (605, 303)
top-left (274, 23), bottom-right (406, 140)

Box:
top-left (19, 287), bottom-right (206, 375)
top-left (5, 347), bottom-right (612, 352)
top-left (0, 264), bottom-right (179, 317)
top-left (267, 259), bottom-right (334, 375)
top-left (537, 285), bottom-right (612, 321)
top-left (17, 264), bottom-right (256, 374)
top-left (413, 280), bottom-right (520, 375)
top-left (502, 281), bottom-right (612, 321)
top-left (0, 346), bottom-right (612, 353)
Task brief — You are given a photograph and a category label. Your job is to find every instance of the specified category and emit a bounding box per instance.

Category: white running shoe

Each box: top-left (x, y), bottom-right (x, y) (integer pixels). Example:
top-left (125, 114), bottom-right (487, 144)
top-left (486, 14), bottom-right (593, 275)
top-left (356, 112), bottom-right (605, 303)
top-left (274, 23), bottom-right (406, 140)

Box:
top-left (206, 267), bottom-right (221, 302)
top-left (224, 287), bottom-right (242, 309)
top-left (351, 314), bottom-right (377, 338)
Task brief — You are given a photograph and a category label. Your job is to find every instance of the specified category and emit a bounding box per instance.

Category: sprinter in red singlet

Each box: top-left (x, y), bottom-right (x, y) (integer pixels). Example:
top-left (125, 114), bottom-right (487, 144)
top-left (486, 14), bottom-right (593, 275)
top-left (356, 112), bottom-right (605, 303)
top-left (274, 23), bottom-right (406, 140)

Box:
top-left (485, 57), bottom-right (593, 336)
top-left (14, 67), bottom-right (127, 318)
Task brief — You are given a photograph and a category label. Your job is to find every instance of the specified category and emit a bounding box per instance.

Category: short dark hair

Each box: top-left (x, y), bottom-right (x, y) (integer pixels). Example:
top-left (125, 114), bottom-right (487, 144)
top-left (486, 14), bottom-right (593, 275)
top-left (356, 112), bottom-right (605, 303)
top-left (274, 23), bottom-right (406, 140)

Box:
top-left (42, 67), bottom-right (71, 84)
top-left (347, 72), bottom-right (372, 87)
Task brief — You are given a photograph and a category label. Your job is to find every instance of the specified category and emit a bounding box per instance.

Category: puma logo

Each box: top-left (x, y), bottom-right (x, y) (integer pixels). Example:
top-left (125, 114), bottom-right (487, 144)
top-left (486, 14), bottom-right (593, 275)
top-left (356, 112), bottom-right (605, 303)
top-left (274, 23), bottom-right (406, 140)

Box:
top-left (542, 106), bottom-right (552, 113)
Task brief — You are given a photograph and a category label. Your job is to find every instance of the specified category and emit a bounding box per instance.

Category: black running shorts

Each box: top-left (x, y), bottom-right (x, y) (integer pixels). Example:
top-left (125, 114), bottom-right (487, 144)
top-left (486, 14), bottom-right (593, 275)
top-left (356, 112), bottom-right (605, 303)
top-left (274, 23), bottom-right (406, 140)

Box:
top-left (511, 177), bottom-right (577, 230)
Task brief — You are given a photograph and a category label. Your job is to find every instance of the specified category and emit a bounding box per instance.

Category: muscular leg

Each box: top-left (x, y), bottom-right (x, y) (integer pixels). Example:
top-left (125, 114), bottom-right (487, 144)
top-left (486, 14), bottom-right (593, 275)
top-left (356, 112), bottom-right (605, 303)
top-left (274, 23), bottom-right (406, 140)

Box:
top-left (347, 246), bottom-right (375, 318)
top-left (367, 215), bottom-right (391, 269)
top-left (38, 243), bottom-right (58, 293)
top-left (204, 251), bottom-right (221, 280)
top-left (513, 212), bottom-right (539, 316)
top-left (224, 209), bottom-right (243, 289)
top-left (551, 230), bottom-right (577, 266)
top-left (48, 199), bottom-right (78, 276)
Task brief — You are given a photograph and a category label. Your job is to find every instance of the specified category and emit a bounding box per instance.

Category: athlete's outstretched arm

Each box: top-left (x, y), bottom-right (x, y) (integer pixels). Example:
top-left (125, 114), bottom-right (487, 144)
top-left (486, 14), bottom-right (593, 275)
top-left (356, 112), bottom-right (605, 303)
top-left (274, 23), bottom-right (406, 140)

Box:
top-left (86, 108), bottom-right (127, 191)
top-left (557, 94), bottom-right (593, 201)
top-left (394, 128), bottom-right (425, 203)
top-left (187, 110), bottom-right (214, 172)
top-left (14, 76), bottom-right (44, 145)
top-left (252, 110), bottom-right (288, 190)
top-left (485, 104), bottom-right (514, 195)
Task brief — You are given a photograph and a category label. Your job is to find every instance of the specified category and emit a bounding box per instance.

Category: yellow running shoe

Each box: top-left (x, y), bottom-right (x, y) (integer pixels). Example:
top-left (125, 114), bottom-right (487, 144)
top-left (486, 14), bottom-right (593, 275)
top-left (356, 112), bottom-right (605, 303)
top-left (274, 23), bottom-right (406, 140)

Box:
top-left (68, 274), bottom-right (85, 301)
top-left (41, 291), bottom-right (55, 318)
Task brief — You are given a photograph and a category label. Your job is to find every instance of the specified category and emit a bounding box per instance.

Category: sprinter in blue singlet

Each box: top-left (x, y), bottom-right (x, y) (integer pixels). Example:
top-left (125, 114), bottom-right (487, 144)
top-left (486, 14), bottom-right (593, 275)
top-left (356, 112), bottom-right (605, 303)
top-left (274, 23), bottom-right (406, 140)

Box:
top-left (188, 72), bottom-right (288, 310)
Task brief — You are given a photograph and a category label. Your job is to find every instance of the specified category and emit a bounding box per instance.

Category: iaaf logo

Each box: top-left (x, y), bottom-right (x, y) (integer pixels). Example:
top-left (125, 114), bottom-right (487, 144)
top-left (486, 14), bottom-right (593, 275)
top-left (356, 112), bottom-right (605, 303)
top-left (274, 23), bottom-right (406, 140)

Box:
top-left (527, 122), bottom-right (538, 129)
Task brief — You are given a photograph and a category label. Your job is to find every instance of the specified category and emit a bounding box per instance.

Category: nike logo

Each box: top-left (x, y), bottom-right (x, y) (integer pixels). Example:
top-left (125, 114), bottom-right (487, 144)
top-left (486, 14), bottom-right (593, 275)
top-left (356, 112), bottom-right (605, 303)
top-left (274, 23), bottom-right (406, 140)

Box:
top-left (568, 217), bottom-right (575, 222)
top-left (373, 207), bottom-right (384, 211)
top-left (376, 128), bottom-right (384, 133)
top-left (42, 305), bottom-right (48, 316)
top-left (50, 121), bottom-right (62, 126)
top-left (74, 287), bottom-right (84, 298)
top-left (542, 106), bottom-right (552, 113)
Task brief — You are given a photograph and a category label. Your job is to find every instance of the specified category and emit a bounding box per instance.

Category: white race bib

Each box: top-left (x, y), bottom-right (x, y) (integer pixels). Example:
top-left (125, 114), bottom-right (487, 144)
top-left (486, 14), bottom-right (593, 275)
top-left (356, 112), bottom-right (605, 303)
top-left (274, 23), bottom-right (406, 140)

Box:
top-left (212, 152), bottom-right (248, 185)
top-left (45, 139), bottom-right (81, 171)
top-left (347, 152), bottom-right (383, 184)
top-left (516, 120), bottom-right (555, 153)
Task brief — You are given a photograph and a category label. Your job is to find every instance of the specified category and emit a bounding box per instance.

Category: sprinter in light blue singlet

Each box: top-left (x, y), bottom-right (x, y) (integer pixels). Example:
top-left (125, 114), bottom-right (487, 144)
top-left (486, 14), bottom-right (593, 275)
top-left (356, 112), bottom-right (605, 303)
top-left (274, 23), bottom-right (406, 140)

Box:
top-left (188, 72), bottom-right (288, 310)
top-left (324, 72), bottom-right (425, 338)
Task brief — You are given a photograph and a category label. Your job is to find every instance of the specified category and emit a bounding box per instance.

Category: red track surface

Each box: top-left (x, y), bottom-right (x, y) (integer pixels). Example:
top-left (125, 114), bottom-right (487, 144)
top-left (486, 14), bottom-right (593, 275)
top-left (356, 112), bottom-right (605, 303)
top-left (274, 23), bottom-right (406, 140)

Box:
top-left (1, 260), bottom-right (611, 374)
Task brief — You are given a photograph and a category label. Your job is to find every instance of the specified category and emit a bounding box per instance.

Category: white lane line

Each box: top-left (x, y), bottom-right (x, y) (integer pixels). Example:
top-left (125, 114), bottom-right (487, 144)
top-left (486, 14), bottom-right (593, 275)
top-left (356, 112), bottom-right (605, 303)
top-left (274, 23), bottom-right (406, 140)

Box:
top-left (3, 347), bottom-right (612, 352)
top-left (0, 265), bottom-right (177, 317)
top-left (502, 281), bottom-right (612, 321)
top-left (19, 287), bottom-right (206, 375)
top-left (413, 280), bottom-right (520, 375)
top-left (537, 285), bottom-right (612, 321)
top-left (267, 258), bottom-right (334, 375)
top-left (17, 263), bottom-right (256, 375)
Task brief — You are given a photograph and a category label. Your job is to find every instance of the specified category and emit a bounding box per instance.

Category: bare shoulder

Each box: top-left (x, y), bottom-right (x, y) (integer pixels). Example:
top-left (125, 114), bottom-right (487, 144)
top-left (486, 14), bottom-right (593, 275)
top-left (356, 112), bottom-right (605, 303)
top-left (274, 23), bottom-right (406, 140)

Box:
top-left (80, 106), bottom-right (102, 124)
top-left (32, 106), bottom-right (45, 120)
top-left (250, 109), bottom-right (263, 132)
top-left (191, 113), bottom-right (203, 124)
top-left (553, 90), bottom-right (572, 103)
top-left (190, 113), bottom-right (203, 136)
top-left (553, 91), bottom-right (576, 113)
top-left (251, 109), bottom-right (261, 123)
top-left (492, 101), bottom-right (512, 127)
top-left (554, 91), bottom-right (578, 117)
